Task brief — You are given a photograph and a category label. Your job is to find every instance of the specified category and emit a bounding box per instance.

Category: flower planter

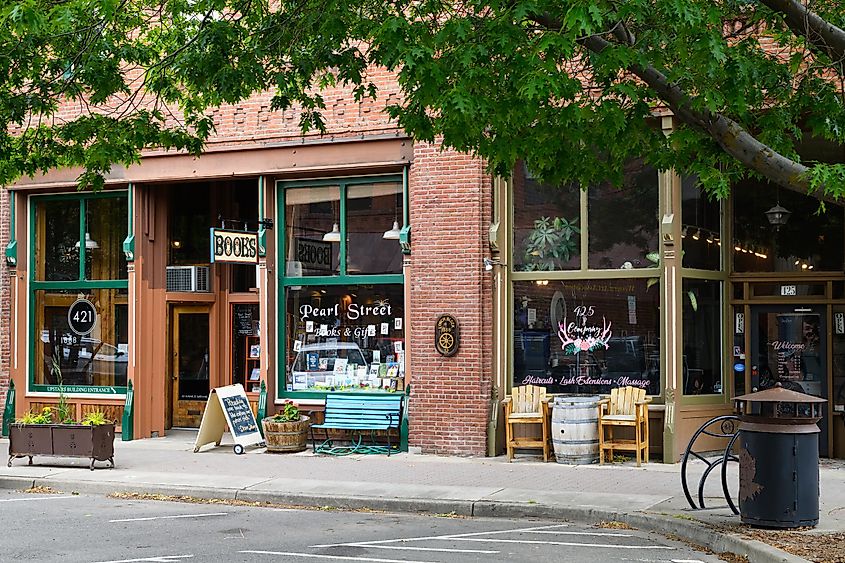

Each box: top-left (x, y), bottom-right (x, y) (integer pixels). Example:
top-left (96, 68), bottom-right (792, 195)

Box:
top-left (262, 416), bottom-right (310, 453)
top-left (8, 423), bottom-right (115, 470)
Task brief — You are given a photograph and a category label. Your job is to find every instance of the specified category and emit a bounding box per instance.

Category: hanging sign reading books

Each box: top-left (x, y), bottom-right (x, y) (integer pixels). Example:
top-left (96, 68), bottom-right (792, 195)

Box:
top-left (194, 384), bottom-right (264, 455)
top-left (210, 228), bottom-right (259, 264)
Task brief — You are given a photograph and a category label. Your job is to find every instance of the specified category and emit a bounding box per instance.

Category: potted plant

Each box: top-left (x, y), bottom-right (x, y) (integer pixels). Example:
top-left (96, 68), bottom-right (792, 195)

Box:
top-left (262, 400), bottom-right (310, 453)
top-left (7, 356), bottom-right (116, 470)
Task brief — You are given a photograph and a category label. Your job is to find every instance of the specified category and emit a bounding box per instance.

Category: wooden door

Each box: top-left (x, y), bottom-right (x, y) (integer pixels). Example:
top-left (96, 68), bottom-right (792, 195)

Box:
top-left (170, 306), bottom-right (211, 428)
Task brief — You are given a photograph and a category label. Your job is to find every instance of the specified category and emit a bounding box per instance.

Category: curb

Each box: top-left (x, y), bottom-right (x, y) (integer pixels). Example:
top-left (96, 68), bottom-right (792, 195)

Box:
top-left (0, 476), bottom-right (808, 563)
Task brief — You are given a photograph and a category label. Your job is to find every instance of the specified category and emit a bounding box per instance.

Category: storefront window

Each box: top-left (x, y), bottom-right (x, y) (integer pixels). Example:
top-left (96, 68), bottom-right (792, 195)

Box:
top-left (682, 177), bottom-right (721, 270)
top-left (33, 289), bottom-right (129, 390)
top-left (284, 285), bottom-right (404, 392)
top-left (512, 163), bottom-right (581, 271)
top-left (346, 182), bottom-right (403, 275)
top-left (682, 280), bottom-right (722, 395)
top-left (35, 200), bottom-right (80, 281)
top-left (513, 279), bottom-right (660, 395)
top-left (232, 303), bottom-right (261, 392)
top-left (285, 186), bottom-right (340, 276)
top-left (733, 181), bottom-right (844, 272)
top-left (588, 161), bottom-right (659, 269)
top-left (169, 184), bottom-right (211, 266)
top-left (31, 193), bottom-right (129, 394)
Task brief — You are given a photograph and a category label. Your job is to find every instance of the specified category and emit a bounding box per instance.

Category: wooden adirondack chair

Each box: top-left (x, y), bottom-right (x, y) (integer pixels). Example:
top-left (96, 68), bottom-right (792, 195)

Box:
top-left (503, 385), bottom-right (551, 462)
top-left (598, 386), bottom-right (651, 466)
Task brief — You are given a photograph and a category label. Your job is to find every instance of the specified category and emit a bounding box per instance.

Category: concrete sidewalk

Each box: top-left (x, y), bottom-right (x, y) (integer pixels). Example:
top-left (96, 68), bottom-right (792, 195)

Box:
top-left (2, 430), bottom-right (843, 562)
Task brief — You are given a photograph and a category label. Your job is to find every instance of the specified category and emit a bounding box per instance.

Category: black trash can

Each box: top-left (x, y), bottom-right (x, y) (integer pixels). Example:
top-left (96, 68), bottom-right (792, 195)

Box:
top-left (734, 385), bottom-right (825, 528)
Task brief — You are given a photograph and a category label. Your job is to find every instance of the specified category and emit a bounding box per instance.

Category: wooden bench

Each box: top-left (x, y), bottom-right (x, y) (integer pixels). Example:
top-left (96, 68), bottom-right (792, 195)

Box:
top-left (310, 393), bottom-right (404, 456)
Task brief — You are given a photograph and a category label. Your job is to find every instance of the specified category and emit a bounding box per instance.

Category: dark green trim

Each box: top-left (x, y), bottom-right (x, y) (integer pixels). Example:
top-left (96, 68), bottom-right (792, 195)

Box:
top-left (31, 280), bottom-right (128, 290)
top-left (5, 194), bottom-right (16, 267)
top-left (275, 174), bottom-right (407, 401)
top-left (78, 199), bottom-right (86, 280)
top-left (279, 389), bottom-right (405, 400)
top-left (31, 384), bottom-right (127, 395)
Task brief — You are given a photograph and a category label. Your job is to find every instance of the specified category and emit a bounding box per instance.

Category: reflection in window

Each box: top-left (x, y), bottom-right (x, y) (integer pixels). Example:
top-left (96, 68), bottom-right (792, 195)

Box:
top-left (285, 186), bottom-right (340, 276)
top-left (285, 285), bottom-right (405, 391)
top-left (512, 279), bottom-right (660, 395)
top-left (512, 163), bottom-right (581, 271)
top-left (346, 183), bottom-right (403, 275)
top-left (34, 289), bottom-right (129, 388)
top-left (682, 280), bottom-right (722, 395)
top-left (35, 200), bottom-right (80, 281)
top-left (588, 161), bottom-right (659, 269)
top-left (733, 180), bottom-right (844, 272)
top-left (682, 177), bottom-right (721, 270)
top-left (86, 197), bottom-right (128, 280)
top-left (169, 184), bottom-right (211, 266)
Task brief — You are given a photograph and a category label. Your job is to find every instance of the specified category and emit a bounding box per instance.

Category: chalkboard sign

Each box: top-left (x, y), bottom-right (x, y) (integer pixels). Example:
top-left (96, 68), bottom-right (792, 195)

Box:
top-left (234, 305), bottom-right (255, 336)
top-left (221, 394), bottom-right (259, 437)
top-left (193, 384), bottom-right (264, 454)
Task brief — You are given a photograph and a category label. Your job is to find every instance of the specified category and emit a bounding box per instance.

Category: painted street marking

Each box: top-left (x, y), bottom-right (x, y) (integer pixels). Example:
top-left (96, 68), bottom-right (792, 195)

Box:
top-left (341, 544), bottom-right (499, 554)
top-left (522, 530), bottom-right (635, 537)
top-left (445, 537), bottom-right (676, 550)
top-left (92, 555), bottom-right (194, 563)
top-left (109, 512), bottom-right (228, 523)
top-left (671, 560), bottom-right (705, 563)
top-left (241, 552), bottom-right (435, 563)
top-left (0, 495), bottom-right (78, 503)
top-left (311, 523), bottom-right (570, 548)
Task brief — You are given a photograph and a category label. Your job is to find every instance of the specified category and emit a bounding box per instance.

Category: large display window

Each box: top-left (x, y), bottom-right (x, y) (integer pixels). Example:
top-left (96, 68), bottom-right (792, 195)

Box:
top-left (512, 279), bottom-right (661, 395)
top-left (30, 192), bottom-right (129, 394)
top-left (278, 174), bottom-right (406, 398)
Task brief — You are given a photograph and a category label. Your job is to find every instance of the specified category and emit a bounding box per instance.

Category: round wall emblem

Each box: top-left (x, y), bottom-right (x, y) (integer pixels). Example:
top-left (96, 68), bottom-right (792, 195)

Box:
top-left (68, 299), bottom-right (97, 336)
top-left (435, 314), bottom-right (460, 357)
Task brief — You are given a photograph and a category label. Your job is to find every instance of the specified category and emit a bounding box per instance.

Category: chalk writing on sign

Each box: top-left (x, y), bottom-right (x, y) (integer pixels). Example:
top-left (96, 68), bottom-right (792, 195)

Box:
top-left (221, 395), bottom-right (258, 437)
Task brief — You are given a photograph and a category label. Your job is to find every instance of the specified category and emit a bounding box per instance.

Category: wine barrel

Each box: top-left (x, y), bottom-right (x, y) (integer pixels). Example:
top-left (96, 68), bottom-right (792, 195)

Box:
top-left (551, 396), bottom-right (600, 464)
top-left (262, 416), bottom-right (310, 453)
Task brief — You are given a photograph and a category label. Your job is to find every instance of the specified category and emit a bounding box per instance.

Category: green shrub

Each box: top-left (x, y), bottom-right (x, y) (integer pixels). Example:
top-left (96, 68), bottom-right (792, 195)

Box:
top-left (271, 400), bottom-right (301, 423)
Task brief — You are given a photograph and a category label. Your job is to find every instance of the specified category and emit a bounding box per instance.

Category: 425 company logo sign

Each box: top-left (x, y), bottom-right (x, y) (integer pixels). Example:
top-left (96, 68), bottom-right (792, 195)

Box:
top-left (210, 229), bottom-right (259, 264)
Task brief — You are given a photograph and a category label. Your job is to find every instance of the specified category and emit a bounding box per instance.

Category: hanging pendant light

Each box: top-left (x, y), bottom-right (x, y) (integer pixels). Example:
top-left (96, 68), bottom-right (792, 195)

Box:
top-left (74, 232), bottom-right (100, 250)
top-left (322, 223), bottom-right (341, 242)
top-left (383, 220), bottom-right (401, 240)
top-left (764, 204), bottom-right (792, 230)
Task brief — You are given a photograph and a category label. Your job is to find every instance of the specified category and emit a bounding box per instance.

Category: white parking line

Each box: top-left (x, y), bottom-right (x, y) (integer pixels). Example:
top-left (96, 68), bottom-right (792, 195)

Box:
top-left (523, 530), bottom-right (635, 537)
top-left (445, 537), bottom-right (676, 550)
top-left (310, 523), bottom-right (570, 548)
top-left (342, 544), bottom-right (499, 554)
top-left (241, 552), bottom-right (435, 563)
top-left (0, 496), bottom-right (78, 503)
top-left (92, 555), bottom-right (194, 563)
top-left (109, 512), bottom-right (228, 523)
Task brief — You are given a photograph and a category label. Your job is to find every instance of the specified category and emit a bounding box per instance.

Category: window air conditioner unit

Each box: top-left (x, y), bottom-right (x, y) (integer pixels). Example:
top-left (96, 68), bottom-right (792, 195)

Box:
top-left (166, 265), bottom-right (211, 292)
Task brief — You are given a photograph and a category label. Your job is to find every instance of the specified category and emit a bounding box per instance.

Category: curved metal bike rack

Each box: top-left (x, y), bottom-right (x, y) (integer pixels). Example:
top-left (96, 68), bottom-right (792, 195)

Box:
top-left (680, 414), bottom-right (740, 515)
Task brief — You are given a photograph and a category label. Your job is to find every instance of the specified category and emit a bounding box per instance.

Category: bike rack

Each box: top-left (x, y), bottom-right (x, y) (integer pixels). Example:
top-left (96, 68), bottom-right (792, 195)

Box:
top-left (680, 414), bottom-right (740, 515)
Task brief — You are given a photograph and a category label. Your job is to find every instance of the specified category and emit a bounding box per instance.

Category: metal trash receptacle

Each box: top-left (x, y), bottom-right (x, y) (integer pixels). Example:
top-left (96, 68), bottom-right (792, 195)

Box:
top-left (734, 384), bottom-right (825, 528)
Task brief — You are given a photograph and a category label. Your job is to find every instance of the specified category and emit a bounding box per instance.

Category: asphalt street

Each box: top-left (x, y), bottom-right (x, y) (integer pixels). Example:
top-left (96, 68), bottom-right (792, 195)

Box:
top-left (0, 488), bottom-right (726, 563)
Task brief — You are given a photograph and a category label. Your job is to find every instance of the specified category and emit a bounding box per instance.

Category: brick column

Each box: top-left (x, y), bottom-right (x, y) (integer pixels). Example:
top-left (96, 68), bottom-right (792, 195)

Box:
top-left (407, 141), bottom-right (494, 455)
top-left (0, 188), bottom-right (10, 408)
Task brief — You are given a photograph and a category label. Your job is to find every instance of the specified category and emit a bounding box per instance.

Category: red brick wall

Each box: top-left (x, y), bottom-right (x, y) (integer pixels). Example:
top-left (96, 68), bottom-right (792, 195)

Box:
top-left (407, 140), bottom-right (494, 456)
top-left (0, 188), bottom-right (9, 410)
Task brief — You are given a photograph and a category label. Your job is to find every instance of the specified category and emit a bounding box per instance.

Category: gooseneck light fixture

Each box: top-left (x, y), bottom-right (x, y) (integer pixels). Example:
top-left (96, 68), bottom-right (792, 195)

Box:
top-left (383, 221), bottom-right (401, 240)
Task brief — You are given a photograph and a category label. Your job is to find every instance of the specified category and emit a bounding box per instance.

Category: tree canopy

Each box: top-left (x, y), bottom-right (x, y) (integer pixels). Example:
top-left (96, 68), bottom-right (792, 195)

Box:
top-left (1, 0), bottom-right (844, 198)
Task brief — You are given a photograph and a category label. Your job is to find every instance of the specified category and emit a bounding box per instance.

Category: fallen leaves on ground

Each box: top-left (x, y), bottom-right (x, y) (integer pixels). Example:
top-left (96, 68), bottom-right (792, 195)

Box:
top-left (23, 486), bottom-right (62, 494)
top-left (741, 529), bottom-right (845, 563)
top-left (595, 520), bottom-right (634, 530)
top-left (107, 491), bottom-right (384, 513)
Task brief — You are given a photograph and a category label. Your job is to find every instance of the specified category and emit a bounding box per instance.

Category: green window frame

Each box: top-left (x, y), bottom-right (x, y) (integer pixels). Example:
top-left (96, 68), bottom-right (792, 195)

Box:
top-left (29, 191), bottom-right (129, 395)
top-left (276, 174), bottom-right (407, 400)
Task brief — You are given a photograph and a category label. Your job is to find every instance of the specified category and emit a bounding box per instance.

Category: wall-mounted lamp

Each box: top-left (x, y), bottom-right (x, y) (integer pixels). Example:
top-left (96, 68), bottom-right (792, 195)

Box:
top-left (383, 221), bottom-right (401, 240)
top-left (5, 240), bottom-right (17, 268)
top-left (483, 257), bottom-right (505, 271)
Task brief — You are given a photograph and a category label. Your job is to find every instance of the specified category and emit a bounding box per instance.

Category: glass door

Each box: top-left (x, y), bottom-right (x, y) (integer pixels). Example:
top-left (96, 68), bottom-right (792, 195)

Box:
top-left (750, 305), bottom-right (828, 455)
top-left (170, 306), bottom-right (210, 428)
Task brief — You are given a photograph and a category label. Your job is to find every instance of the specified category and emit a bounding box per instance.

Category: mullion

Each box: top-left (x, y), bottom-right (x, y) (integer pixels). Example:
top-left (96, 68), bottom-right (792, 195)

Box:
top-left (79, 199), bottom-right (86, 281)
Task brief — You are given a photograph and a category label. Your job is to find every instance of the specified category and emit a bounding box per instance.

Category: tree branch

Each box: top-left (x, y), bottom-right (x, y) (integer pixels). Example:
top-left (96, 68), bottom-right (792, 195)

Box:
top-left (759, 0), bottom-right (845, 67)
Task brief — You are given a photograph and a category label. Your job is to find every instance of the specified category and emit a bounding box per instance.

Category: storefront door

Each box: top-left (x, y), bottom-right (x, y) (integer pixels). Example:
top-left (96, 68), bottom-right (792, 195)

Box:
top-left (750, 305), bottom-right (829, 455)
top-left (169, 306), bottom-right (211, 428)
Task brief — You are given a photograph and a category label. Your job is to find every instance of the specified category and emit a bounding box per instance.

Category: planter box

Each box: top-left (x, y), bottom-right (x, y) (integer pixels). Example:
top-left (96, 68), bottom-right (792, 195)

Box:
top-left (8, 423), bottom-right (115, 470)
top-left (262, 416), bottom-right (310, 453)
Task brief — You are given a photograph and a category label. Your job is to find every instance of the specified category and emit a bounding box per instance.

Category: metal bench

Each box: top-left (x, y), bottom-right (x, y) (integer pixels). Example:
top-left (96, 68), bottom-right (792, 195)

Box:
top-left (310, 393), bottom-right (404, 455)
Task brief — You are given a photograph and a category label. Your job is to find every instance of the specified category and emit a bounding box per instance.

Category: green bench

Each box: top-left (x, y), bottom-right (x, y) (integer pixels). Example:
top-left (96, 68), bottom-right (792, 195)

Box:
top-left (311, 393), bottom-right (404, 456)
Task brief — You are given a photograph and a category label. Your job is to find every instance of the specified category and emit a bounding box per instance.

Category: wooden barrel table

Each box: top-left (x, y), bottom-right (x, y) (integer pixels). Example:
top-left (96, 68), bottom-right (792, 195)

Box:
top-left (551, 396), bottom-right (600, 464)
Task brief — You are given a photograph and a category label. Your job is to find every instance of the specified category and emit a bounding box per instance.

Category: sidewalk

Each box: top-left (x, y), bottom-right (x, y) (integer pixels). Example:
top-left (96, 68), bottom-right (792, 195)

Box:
top-left (2, 430), bottom-right (843, 562)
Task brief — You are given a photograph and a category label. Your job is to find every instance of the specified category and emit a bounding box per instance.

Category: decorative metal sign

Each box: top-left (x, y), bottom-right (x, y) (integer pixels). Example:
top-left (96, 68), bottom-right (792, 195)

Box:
top-left (435, 314), bottom-right (460, 356)
top-left (68, 299), bottom-right (97, 336)
top-left (209, 228), bottom-right (259, 264)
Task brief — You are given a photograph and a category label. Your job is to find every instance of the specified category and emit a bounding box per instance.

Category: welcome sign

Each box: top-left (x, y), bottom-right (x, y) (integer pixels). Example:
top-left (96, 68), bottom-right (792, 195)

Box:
top-left (210, 228), bottom-right (259, 264)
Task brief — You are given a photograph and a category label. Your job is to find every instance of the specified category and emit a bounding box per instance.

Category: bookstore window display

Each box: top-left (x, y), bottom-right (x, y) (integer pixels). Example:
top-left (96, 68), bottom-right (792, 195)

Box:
top-left (285, 285), bottom-right (405, 392)
top-left (232, 303), bottom-right (261, 392)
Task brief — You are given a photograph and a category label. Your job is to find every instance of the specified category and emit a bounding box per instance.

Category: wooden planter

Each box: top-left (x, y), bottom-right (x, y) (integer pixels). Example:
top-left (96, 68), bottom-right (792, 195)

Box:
top-left (262, 416), bottom-right (310, 453)
top-left (8, 423), bottom-right (116, 470)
